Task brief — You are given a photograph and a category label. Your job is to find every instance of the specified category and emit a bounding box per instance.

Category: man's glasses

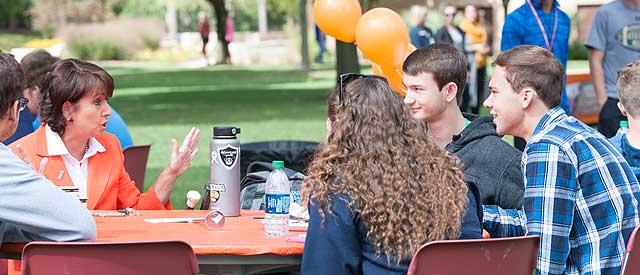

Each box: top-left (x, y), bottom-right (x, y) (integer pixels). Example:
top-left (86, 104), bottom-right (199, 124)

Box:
top-left (17, 97), bottom-right (29, 112)
top-left (338, 73), bottom-right (367, 105)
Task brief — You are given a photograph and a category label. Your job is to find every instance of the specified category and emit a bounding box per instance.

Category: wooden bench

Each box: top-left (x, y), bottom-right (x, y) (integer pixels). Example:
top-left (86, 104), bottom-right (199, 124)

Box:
top-left (567, 72), bottom-right (598, 126)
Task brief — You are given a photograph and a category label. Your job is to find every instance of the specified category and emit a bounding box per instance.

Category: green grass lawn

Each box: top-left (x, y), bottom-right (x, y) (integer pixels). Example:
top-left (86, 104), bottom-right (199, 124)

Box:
top-left (107, 65), bottom-right (335, 208)
top-left (0, 32), bottom-right (40, 52)
top-left (105, 59), bottom-right (587, 208)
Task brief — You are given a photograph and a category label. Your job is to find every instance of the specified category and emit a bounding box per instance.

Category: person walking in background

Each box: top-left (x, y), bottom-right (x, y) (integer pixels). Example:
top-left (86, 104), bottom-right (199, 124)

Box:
top-left (198, 11), bottom-right (210, 65)
top-left (314, 25), bottom-right (327, 63)
top-left (409, 5), bottom-right (435, 49)
top-left (224, 9), bottom-right (234, 64)
top-left (586, 0), bottom-right (640, 138)
top-left (501, 0), bottom-right (570, 151)
top-left (460, 5), bottom-right (490, 114)
top-left (435, 6), bottom-right (475, 113)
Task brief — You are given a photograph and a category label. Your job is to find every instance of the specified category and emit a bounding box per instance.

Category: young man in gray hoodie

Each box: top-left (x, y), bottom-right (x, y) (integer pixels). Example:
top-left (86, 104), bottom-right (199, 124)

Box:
top-left (403, 43), bottom-right (524, 209)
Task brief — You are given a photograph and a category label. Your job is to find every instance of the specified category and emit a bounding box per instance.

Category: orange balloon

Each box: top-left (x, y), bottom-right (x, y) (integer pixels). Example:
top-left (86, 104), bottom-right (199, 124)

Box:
top-left (356, 8), bottom-right (409, 68)
top-left (392, 43), bottom-right (418, 72)
top-left (313, 0), bottom-right (362, 43)
top-left (380, 65), bottom-right (406, 96)
top-left (371, 63), bottom-right (384, 77)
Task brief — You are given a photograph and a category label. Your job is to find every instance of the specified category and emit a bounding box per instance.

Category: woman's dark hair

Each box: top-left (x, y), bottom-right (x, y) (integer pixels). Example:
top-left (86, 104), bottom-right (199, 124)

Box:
top-left (40, 59), bottom-right (114, 135)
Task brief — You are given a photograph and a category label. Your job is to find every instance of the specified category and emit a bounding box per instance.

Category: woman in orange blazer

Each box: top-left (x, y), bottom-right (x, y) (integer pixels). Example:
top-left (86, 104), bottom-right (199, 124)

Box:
top-left (11, 59), bottom-right (200, 210)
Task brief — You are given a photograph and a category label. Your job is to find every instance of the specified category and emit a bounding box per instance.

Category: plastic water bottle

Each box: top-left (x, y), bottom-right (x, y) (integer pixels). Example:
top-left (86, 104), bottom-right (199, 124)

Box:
top-left (264, 160), bottom-right (290, 237)
top-left (618, 120), bottom-right (629, 136)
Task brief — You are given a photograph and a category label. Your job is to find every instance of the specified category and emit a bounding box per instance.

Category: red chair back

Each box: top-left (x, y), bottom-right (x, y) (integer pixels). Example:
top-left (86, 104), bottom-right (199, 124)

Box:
top-left (20, 240), bottom-right (199, 275)
top-left (123, 144), bottom-right (151, 192)
top-left (622, 226), bottom-right (640, 275)
top-left (407, 235), bottom-right (539, 275)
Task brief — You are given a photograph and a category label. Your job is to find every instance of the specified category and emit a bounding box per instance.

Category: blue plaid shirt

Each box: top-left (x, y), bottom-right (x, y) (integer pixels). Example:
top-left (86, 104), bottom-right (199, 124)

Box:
top-left (501, 0), bottom-right (571, 114)
top-left (484, 107), bottom-right (640, 275)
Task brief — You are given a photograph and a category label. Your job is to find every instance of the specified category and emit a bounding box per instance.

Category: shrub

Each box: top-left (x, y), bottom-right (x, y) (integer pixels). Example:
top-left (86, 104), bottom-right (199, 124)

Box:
top-left (58, 18), bottom-right (164, 60)
top-left (569, 41), bottom-right (589, 60)
top-left (68, 40), bottom-right (128, 60)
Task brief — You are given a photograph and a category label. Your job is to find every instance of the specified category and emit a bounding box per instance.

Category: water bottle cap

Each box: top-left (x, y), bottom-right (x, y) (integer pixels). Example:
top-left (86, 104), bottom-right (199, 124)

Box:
top-left (272, 160), bottom-right (284, 169)
top-left (620, 120), bottom-right (629, 128)
top-left (213, 126), bottom-right (241, 137)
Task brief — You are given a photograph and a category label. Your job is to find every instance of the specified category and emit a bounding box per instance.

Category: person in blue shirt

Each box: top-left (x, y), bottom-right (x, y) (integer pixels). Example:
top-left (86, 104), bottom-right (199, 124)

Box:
top-left (3, 50), bottom-right (58, 145)
top-left (609, 61), bottom-right (640, 179)
top-left (483, 45), bottom-right (640, 275)
top-left (409, 5), bottom-right (435, 49)
top-left (301, 75), bottom-right (482, 275)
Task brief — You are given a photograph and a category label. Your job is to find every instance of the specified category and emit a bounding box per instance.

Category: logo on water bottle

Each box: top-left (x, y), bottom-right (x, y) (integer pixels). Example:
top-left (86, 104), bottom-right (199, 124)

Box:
top-left (216, 145), bottom-right (239, 170)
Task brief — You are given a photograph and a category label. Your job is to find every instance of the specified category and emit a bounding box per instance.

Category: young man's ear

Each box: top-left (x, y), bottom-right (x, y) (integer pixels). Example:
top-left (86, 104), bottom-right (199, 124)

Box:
top-left (617, 102), bottom-right (629, 117)
top-left (443, 82), bottom-right (458, 103)
top-left (520, 87), bottom-right (536, 109)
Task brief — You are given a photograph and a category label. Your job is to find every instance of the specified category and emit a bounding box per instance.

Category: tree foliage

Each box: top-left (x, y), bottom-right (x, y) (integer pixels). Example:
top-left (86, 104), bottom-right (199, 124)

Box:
top-left (0, 0), bottom-right (31, 30)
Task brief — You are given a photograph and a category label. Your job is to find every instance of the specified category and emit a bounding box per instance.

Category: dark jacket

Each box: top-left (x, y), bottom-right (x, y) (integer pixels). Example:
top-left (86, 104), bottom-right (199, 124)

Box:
top-left (301, 181), bottom-right (483, 275)
top-left (445, 113), bottom-right (525, 209)
top-left (409, 25), bottom-right (435, 49)
top-left (435, 26), bottom-right (468, 54)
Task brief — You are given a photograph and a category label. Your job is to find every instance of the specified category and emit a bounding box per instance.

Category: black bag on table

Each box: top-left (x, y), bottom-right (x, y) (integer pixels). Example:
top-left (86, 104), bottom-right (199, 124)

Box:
top-left (240, 161), bottom-right (306, 210)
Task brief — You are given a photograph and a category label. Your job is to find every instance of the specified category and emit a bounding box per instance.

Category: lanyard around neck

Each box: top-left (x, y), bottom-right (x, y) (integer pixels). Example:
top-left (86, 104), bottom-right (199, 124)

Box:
top-left (526, 0), bottom-right (558, 51)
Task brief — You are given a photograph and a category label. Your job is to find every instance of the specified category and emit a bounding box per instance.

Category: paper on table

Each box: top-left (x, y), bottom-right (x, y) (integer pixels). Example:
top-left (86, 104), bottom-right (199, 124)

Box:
top-left (144, 217), bottom-right (205, 224)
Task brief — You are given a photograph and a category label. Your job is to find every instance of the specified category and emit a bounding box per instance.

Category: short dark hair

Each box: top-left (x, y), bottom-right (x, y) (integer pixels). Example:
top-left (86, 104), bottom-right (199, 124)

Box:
top-left (493, 45), bottom-right (564, 109)
top-left (21, 50), bottom-right (60, 89)
top-left (402, 43), bottom-right (467, 103)
top-left (41, 59), bottom-right (114, 135)
top-left (0, 53), bottom-right (24, 117)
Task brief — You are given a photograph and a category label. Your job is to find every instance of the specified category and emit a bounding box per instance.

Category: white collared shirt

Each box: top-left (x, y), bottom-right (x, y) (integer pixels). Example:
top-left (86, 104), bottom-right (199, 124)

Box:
top-left (45, 125), bottom-right (106, 200)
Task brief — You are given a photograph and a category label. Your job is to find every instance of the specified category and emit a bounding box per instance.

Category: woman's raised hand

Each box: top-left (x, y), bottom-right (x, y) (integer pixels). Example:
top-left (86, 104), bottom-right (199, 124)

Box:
top-left (168, 127), bottom-right (201, 177)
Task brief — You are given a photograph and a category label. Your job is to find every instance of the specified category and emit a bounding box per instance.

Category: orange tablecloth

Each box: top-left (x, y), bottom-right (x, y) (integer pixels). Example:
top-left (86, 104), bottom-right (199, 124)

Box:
top-left (96, 210), bottom-right (304, 256)
top-left (1, 210), bottom-right (304, 257)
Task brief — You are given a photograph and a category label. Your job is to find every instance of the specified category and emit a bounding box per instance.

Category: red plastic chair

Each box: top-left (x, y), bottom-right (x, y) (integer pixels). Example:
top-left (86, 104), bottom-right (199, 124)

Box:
top-left (122, 144), bottom-right (151, 192)
top-left (622, 226), bottom-right (640, 275)
top-left (20, 240), bottom-right (199, 275)
top-left (407, 235), bottom-right (540, 275)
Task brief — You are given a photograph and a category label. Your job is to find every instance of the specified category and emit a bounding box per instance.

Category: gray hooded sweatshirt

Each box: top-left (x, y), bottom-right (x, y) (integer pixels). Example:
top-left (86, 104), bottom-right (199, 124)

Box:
top-left (444, 114), bottom-right (524, 209)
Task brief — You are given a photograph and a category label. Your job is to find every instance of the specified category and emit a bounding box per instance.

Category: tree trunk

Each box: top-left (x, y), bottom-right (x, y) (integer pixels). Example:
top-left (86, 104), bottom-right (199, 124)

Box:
top-left (8, 13), bottom-right (17, 31)
top-left (207, 0), bottom-right (231, 64)
top-left (299, 0), bottom-right (310, 71)
top-left (503, 0), bottom-right (510, 16)
top-left (335, 41), bottom-right (360, 82)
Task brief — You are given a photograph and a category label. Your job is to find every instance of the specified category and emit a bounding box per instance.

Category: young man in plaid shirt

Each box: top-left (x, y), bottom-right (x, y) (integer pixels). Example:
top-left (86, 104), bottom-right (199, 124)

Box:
top-left (482, 45), bottom-right (640, 275)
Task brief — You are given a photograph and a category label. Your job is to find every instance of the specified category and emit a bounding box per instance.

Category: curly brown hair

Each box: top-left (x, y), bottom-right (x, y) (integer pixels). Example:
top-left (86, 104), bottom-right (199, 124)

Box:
top-left (303, 76), bottom-right (468, 262)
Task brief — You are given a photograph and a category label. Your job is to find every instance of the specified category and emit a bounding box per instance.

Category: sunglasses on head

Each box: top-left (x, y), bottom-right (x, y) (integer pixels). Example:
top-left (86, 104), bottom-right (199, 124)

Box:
top-left (338, 73), bottom-right (367, 105)
top-left (338, 73), bottom-right (391, 105)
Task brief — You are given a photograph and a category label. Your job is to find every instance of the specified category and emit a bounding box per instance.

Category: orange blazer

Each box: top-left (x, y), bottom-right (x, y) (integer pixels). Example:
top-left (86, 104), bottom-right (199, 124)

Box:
top-left (10, 126), bottom-right (171, 210)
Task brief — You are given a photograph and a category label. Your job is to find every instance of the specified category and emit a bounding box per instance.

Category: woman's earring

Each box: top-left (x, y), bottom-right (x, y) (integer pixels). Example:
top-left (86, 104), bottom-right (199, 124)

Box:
top-left (67, 117), bottom-right (73, 122)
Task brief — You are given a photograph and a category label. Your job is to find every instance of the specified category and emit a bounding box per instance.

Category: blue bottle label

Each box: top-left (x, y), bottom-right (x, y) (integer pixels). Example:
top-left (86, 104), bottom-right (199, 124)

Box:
top-left (265, 194), bottom-right (290, 214)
